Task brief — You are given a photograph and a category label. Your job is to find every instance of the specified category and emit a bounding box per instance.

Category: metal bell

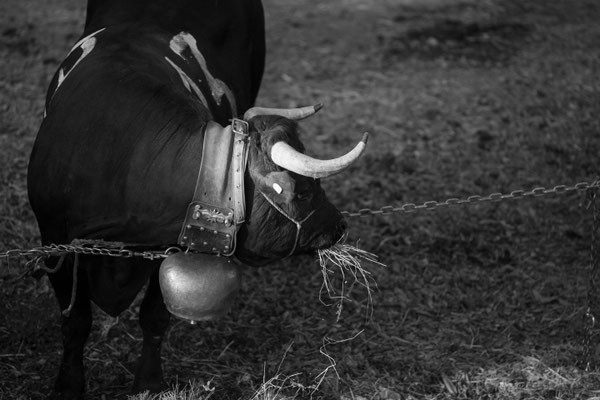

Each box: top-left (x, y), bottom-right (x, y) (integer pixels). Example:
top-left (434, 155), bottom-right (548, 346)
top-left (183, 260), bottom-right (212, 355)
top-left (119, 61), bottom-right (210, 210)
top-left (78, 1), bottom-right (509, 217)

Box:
top-left (159, 252), bottom-right (241, 322)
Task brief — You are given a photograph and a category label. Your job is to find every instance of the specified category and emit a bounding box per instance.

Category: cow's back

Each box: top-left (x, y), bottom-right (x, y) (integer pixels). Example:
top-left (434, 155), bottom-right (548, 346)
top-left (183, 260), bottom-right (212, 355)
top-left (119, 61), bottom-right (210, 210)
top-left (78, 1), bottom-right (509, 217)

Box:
top-left (28, 2), bottom-right (265, 246)
top-left (84, 0), bottom-right (265, 105)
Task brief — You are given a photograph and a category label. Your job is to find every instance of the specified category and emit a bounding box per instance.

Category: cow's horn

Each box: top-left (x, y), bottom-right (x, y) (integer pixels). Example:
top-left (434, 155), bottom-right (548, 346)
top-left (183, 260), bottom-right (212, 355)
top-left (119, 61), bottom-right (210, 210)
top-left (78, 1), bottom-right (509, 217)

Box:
top-left (270, 133), bottom-right (369, 179)
top-left (243, 104), bottom-right (322, 121)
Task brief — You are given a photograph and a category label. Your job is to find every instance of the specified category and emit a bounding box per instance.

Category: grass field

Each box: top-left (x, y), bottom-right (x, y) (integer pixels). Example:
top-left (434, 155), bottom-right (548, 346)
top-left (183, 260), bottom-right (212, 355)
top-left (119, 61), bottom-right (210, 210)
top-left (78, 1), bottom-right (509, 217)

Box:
top-left (2, 0), bottom-right (600, 399)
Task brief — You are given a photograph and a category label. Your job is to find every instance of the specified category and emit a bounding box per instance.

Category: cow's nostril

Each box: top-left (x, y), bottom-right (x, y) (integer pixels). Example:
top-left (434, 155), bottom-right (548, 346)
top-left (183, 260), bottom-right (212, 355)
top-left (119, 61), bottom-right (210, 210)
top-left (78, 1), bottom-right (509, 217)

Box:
top-left (336, 220), bottom-right (348, 237)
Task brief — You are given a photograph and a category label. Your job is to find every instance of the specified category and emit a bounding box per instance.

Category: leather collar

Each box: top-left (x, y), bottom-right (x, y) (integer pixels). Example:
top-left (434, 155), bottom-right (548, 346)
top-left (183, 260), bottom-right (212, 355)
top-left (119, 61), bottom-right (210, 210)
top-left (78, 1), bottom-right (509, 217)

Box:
top-left (178, 119), bottom-right (249, 256)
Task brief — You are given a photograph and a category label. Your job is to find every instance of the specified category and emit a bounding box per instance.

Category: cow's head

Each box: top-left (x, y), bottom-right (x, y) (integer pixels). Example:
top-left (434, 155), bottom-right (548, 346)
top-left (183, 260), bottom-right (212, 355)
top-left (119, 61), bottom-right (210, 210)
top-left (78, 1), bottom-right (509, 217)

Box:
top-left (234, 106), bottom-right (367, 266)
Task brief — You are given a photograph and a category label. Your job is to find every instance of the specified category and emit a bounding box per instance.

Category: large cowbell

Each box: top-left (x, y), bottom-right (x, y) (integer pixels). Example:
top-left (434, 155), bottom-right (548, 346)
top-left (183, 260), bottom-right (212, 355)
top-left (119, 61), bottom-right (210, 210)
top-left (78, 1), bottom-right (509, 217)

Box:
top-left (159, 252), bottom-right (241, 322)
top-left (159, 120), bottom-right (248, 322)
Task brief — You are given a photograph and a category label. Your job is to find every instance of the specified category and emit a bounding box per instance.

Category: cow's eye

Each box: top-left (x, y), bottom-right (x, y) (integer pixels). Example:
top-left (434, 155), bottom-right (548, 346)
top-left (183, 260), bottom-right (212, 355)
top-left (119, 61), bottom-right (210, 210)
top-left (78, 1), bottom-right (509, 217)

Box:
top-left (296, 192), bottom-right (312, 202)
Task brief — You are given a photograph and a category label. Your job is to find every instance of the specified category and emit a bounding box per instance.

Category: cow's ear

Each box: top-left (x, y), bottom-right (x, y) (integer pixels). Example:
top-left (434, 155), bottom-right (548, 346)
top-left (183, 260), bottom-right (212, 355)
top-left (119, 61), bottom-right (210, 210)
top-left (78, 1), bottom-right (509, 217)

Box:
top-left (258, 171), bottom-right (296, 204)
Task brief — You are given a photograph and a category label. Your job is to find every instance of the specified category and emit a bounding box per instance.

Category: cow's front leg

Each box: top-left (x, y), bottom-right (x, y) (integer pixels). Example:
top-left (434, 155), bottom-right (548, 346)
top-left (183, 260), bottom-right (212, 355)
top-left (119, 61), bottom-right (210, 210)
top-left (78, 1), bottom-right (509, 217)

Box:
top-left (48, 256), bottom-right (92, 400)
top-left (132, 267), bottom-right (171, 394)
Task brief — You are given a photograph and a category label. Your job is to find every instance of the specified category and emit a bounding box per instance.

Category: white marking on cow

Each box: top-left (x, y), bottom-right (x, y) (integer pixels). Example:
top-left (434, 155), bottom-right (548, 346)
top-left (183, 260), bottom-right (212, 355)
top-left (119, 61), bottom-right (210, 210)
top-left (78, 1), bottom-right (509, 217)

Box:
top-left (45, 28), bottom-right (106, 117)
top-left (164, 56), bottom-right (210, 110)
top-left (272, 183), bottom-right (283, 194)
top-left (58, 28), bottom-right (106, 90)
top-left (169, 32), bottom-right (237, 116)
top-left (67, 28), bottom-right (105, 55)
top-left (57, 38), bottom-right (95, 88)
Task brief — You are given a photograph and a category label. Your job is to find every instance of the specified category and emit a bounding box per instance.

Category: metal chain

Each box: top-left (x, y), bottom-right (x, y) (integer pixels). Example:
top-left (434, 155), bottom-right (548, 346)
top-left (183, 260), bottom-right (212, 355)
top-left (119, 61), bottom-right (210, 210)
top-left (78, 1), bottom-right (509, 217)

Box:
top-left (1, 180), bottom-right (600, 369)
top-left (1, 181), bottom-right (599, 265)
top-left (340, 179), bottom-right (600, 370)
top-left (1, 241), bottom-right (176, 267)
top-left (583, 187), bottom-right (600, 371)
top-left (2, 180), bottom-right (600, 369)
top-left (341, 181), bottom-right (599, 218)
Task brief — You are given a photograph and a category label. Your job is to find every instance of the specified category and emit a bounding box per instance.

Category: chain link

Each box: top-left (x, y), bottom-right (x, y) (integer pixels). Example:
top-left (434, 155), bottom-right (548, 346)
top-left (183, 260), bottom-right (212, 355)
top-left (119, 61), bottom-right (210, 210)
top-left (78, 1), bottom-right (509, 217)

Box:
top-left (341, 181), bottom-right (600, 218)
top-left (1, 241), bottom-right (176, 266)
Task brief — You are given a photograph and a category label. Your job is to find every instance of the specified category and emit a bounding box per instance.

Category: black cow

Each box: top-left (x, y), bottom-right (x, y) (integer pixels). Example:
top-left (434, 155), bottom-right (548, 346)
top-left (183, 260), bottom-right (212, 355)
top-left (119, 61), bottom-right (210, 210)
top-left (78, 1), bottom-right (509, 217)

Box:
top-left (27, 1), bottom-right (366, 398)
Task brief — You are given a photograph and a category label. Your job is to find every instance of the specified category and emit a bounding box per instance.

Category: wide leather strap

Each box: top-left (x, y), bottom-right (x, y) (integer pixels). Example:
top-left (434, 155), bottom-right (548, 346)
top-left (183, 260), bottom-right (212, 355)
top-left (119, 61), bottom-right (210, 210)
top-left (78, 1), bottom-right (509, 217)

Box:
top-left (178, 119), bottom-right (249, 256)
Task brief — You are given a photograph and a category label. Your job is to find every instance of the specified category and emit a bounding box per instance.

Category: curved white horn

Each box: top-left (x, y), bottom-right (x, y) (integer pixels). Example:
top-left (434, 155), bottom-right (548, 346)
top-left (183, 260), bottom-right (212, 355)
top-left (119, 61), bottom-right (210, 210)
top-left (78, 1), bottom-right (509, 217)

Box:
top-left (244, 103), bottom-right (323, 121)
top-left (270, 133), bottom-right (369, 179)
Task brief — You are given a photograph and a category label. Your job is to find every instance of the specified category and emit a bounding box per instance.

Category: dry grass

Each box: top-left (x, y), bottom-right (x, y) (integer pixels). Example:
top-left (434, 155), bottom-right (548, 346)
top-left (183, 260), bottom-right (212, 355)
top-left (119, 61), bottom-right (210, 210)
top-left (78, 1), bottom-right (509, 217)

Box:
top-left (127, 381), bottom-right (216, 400)
top-left (318, 239), bottom-right (386, 321)
top-left (126, 375), bottom-right (303, 400)
top-left (2, 0), bottom-right (600, 399)
top-left (127, 347), bottom-right (325, 400)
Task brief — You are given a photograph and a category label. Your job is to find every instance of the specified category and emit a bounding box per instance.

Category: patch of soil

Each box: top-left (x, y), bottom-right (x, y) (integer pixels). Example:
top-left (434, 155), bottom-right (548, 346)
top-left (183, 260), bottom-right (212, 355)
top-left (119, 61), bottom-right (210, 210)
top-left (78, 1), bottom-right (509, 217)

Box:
top-left (384, 19), bottom-right (532, 65)
top-left (0, 24), bottom-right (38, 56)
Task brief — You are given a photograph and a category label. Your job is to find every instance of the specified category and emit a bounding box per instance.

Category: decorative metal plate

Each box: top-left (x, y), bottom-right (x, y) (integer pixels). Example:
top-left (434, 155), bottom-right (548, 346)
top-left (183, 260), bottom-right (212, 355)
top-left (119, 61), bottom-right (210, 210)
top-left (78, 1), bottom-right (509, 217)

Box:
top-left (178, 202), bottom-right (236, 255)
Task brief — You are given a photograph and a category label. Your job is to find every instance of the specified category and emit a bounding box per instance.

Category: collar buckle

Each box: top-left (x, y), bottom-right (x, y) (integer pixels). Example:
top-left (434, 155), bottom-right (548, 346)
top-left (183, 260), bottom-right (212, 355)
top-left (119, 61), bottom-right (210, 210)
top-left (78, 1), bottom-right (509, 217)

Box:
top-left (232, 118), bottom-right (249, 138)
